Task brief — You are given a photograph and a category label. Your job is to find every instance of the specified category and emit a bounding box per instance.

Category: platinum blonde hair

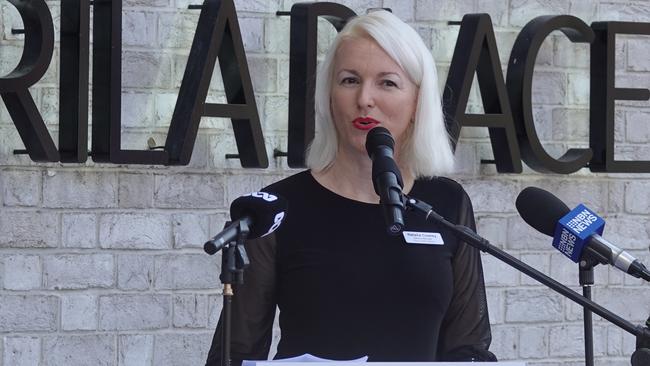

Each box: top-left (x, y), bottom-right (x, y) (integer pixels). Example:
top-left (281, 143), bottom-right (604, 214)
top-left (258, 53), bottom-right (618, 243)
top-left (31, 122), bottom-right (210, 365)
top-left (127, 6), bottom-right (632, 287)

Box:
top-left (305, 10), bottom-right (455, 178)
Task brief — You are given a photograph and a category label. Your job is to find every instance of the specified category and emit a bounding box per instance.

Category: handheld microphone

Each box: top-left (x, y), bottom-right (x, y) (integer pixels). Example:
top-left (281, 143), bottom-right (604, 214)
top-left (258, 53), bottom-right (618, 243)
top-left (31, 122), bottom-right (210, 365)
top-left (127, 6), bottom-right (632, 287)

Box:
top-left (516, 186), bottom-right (650, 282)
top-left (204, 192), bottom-right (287, 255)
top-left (365, 127), bottom-right (405, 235)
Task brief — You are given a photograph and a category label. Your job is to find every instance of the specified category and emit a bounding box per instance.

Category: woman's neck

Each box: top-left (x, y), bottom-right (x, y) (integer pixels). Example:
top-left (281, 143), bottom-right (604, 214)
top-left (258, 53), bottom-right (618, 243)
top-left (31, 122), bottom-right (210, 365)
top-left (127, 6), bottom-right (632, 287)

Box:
top-left (311, 148), bottom-right (414, 204)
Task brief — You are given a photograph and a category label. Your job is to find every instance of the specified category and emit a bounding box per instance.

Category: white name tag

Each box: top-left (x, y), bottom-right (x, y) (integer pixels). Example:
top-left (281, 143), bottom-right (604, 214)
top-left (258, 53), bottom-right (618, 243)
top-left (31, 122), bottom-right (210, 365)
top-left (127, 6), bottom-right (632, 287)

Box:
top-left (402, 231), bottom-right (444, 245)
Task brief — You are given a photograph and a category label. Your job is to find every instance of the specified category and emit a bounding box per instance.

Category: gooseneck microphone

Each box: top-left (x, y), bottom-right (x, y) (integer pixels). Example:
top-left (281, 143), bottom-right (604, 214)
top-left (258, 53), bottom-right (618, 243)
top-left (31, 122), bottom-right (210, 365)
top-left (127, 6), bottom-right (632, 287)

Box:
top-left (365, 127), bottom-right (405, 235)
top-left (204, 192), bottom-right (287, 254)
top-left (516, 186), bottom-right (650, 282)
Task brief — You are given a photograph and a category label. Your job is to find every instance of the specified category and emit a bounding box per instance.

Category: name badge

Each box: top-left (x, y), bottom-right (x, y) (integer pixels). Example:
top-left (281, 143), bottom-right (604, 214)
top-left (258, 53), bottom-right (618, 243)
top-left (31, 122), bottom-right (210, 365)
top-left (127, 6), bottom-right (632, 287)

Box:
top-left (402, 231), bottom-right (444, 245)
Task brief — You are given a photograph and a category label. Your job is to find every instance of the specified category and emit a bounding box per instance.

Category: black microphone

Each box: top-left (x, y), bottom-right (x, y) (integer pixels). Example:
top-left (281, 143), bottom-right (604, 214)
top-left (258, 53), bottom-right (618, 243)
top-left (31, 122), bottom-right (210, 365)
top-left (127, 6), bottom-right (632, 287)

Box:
top-left (632, 348), bottom-right (650, 366)
top-left (204, 192), bottom-right (287, 255)
top-left (516, 186), bottom-right (650, 282)
top-left (365, 127), bottom-right (405, 235)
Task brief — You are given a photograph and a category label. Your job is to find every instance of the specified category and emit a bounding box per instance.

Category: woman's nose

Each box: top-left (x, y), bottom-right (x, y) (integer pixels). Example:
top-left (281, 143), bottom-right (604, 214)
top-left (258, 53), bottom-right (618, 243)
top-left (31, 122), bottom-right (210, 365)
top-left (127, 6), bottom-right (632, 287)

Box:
top-left (357, 83), bottom-right (376, 111)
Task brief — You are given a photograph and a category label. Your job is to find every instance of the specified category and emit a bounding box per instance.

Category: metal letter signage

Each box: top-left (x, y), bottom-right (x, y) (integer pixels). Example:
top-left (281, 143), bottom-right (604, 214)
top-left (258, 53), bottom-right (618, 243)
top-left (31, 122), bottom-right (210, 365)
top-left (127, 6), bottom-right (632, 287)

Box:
top-left (590, 22), bottom-right (650, 173)
top-left (1, 2), bottom-right (649, 174)
top-left (0, 0), bottom-right (57, 162)
top-left (507, 15), bottom-right (595, 174)
top-left (91, 0), bottom-right (168, 164)
top-left (166, 0), bottom-right (267, 167)
top-left (444, 14), bottom-right (522, 173)
top-left (287, 2), bottom-right (356, 167)
top-left (59, 0), bottom-right (90, 163)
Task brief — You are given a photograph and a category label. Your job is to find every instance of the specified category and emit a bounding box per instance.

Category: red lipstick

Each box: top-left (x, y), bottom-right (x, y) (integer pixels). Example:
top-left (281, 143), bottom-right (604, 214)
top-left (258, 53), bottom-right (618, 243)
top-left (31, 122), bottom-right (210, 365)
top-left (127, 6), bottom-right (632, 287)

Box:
top-left (352, 117), bottom-right (380, 130)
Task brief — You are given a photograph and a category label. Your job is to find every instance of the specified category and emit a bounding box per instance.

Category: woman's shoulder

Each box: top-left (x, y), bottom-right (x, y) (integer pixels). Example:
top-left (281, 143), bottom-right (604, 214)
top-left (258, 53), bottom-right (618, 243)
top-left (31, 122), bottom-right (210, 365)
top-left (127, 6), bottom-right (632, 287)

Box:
top-left (263, 170), bottom-right (315, 197)
top-left (412, 176), bottom-right (474, 227)
top-left (413, 176), bottom-right (469, 200)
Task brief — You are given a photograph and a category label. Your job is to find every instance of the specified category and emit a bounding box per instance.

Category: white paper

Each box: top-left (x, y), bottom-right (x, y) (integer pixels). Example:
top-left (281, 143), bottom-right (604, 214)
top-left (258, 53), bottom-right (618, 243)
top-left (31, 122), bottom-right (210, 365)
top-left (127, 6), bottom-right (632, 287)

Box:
top-left (243, 353), bottom-right (368, 366)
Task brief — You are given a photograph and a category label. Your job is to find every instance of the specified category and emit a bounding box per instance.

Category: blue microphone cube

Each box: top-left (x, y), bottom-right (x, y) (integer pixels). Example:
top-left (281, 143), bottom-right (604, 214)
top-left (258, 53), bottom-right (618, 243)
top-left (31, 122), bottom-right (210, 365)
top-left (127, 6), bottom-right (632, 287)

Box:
top-left (552, 204), bottom-right (605, 262)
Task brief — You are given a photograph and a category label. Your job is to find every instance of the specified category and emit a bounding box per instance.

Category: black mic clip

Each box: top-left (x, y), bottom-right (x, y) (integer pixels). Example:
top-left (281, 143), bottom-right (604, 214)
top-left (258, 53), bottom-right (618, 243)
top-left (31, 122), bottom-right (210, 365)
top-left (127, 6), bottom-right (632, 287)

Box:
top-left (220, 244), bottom-right (250, 285)
top-left (205, 220), bottom-right (250, 285)
top-left (224, 220), bottom-right (250, 285)
top-left (632, 318), bottom-right (650, 366)
top-left (381, 179), bottom-right (405, 235)
top-left (204, 217), bottom-right (252, 255)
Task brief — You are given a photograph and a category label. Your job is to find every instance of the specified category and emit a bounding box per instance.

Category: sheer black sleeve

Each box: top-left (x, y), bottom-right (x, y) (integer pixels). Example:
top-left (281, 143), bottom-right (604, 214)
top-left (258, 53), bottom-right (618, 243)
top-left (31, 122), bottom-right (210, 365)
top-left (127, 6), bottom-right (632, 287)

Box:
top-left (205, 233), bottom-right (278, 366)
top-left (437, 190), bottom-right (497, 362)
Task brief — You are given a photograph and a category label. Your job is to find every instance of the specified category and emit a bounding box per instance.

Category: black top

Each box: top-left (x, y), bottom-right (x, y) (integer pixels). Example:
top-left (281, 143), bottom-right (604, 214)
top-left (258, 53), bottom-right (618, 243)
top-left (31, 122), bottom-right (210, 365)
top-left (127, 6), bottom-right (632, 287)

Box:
top-left (206, 171), bottom-right (495, 365)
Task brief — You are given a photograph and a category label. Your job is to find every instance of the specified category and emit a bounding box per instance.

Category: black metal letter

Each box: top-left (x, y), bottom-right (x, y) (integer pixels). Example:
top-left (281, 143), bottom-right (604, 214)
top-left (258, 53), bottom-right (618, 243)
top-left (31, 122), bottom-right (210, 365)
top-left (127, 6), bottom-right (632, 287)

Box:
top-left (0, 0), bottom-right (57, 162)
top-left (507, 15), bottom-right (595, 174)
top-left (166, 0), bottom-right (266, 167)
top-left (59, 0), bottom-right (90, 162)
top-left (590, 22), bottom-right (650, 172)
top-left (91, 0), bottom-right (167, 164)
top-left (444, 13), bottom-right (522, 173)
top-left (286, 2), bottom-right (356, 167)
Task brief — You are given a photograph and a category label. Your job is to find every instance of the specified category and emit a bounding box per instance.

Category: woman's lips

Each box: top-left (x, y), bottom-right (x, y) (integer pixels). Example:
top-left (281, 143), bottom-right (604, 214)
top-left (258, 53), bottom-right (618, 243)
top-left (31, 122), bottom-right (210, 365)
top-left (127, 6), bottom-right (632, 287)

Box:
top-left (352, 117), bottom-right (380, 130)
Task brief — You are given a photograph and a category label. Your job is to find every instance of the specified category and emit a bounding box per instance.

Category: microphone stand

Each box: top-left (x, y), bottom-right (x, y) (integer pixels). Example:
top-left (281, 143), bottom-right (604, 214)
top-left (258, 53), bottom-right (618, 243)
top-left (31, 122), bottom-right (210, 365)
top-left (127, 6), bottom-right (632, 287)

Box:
top-left (579, 257), bottom-right (596, 366)
top-left (633, 316), bottom-right (650, 365)
top-left (205, 221), bottom-right (250, 366)
top-left (404, 195), bottom-right (650, 366)
top-left (577, 249), bottom-right (610, 366)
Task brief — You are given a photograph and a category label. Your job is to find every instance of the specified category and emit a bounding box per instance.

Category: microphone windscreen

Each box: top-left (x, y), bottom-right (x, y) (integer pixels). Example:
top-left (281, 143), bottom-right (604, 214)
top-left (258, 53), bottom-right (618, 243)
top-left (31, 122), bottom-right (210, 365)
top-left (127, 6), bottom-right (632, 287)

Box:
top-left (515, 186), bottom-right (570, 236)
top-left (365, 126), bottom-right (395, 158)
top-left (631, 348), bottom-right (650, 366)
top-left (230, 192), bottom-right (288, 239)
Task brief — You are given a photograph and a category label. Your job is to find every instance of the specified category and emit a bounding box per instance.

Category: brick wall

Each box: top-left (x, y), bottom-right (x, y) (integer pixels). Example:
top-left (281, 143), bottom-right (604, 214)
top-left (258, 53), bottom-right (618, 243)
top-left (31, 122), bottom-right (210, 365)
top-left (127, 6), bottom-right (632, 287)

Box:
top-left (1, 1), bottom-right (649, 365)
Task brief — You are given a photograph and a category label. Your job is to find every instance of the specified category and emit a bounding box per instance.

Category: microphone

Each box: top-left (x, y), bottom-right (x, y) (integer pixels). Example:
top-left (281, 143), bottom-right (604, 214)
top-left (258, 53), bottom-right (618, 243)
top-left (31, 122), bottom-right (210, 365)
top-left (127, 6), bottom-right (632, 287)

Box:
top-left (632, 348), bottom-right (650, 366)
top-left (516, 186), bottom-right (650, 282)
top-left (204, 192), bottom-right (287, 255)
top-left (365, 127), bottom-right (405, 235)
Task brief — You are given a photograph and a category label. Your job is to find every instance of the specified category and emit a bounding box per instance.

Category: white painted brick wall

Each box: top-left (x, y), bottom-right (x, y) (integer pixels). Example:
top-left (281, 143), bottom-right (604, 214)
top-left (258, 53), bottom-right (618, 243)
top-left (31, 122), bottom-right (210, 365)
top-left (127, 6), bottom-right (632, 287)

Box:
top-left (99, 213), bottom-right (171, 249)
top-left (173, 294), bottom-right (210, 328)
top-left (61, 294), bottom-right (98, 331)
top-left (117, 254), bottom-right (155, 290)
top-left (154, 174), bottom-right (224, 208)
top-left (43, 171), bottom-right (118, 208)
top-left (505, 289), bottom-right (565, 323)
top-left (62, 213), bottom-right (98, 248)
top-left (43, 254), bottom-right (115, 290)
top-left (2, 170), bottom-right (41, 206)
top-left (153, 332), bottom-right (213, 366)
top-left (2, 255), bottom-right (41, 290)
top-left (153, 254), bottom-right (219, 290)
top-left (0, 295), bottom-right (58, 332)
top-left (3, 337), bottom-right (40, 366)
top-left (0, 211), bottom-right (59, 248)
top-left (99, 294), bottom-right (171, 330)
top-left (1, 1), bottom-right (649, 365)
top-left (118, 334), bottom-right (154, 366)
top-left (43, 335), bottom-right (115, 366)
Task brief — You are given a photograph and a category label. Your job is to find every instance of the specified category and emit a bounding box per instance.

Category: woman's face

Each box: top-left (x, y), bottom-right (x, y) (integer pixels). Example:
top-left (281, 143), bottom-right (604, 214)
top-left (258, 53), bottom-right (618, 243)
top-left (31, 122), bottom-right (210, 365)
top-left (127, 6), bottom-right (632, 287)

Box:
top-left (330, 36), bottom-right (418, 160)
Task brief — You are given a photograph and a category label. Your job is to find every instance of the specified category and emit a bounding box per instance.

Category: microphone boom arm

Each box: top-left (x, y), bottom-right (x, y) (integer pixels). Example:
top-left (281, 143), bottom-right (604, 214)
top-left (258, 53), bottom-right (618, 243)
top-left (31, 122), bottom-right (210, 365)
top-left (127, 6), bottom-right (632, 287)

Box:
top-left (404, 195), bottom-right (650, 345)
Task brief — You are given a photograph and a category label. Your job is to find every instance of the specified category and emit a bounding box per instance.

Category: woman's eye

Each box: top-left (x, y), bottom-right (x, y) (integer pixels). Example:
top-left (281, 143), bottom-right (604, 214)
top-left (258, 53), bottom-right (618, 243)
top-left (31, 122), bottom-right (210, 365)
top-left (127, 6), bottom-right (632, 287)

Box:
top-left (382, 79), bottom-right (398, 87)
top-left (341, 77), bottom-right (359, 85)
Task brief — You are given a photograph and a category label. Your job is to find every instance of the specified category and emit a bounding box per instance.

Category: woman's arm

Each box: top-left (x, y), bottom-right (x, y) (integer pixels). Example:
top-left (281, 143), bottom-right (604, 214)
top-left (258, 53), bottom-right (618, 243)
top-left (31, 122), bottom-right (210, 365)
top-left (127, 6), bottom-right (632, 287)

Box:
top-left (437, 190), bottom-right (497, 362)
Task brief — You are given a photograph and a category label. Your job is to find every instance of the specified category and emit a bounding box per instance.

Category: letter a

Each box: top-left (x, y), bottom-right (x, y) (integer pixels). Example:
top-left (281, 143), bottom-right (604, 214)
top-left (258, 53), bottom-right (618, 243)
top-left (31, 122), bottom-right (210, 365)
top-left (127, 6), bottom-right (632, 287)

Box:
top-left (444, 14), bottom-right (522, 173)
top-left (166, 0), bottom-right (267, 167)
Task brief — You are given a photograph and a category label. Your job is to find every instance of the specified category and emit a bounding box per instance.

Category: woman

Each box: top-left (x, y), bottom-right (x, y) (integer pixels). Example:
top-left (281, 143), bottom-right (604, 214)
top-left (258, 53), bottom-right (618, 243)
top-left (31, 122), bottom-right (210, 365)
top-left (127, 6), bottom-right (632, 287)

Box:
top-left (206, 10), bottom-right (495, 365)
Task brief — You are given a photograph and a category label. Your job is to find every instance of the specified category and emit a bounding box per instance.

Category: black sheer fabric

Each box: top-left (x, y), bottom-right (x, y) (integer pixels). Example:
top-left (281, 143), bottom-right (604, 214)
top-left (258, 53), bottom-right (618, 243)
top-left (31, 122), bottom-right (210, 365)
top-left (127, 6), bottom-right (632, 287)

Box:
top-left (206, 171), bottom-right (496, 365)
